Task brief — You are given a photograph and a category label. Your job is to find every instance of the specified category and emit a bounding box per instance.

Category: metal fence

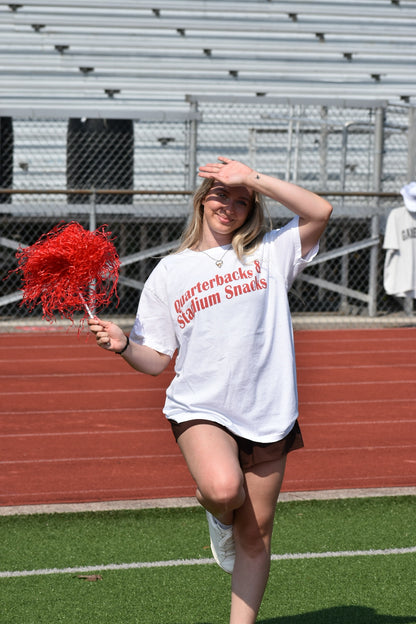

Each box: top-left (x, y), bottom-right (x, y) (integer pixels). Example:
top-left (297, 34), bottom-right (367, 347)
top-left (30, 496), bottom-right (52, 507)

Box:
top-left (1, 96), bottom-right (415, 328)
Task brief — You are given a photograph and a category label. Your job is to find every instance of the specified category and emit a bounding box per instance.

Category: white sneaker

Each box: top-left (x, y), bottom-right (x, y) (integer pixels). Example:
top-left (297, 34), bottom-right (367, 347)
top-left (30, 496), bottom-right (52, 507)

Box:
top-left (206, 511), bottom-right (235, 574)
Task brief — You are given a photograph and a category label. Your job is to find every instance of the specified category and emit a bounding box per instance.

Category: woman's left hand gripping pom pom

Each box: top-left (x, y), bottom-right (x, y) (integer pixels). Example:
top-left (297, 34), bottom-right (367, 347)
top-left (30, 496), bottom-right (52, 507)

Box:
top-left (88, 317), bottom-right (126, 353)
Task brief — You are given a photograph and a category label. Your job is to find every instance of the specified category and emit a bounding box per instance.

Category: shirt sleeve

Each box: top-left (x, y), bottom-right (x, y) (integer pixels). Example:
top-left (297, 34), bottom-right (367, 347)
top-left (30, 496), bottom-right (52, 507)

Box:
top-left (267, 216), bottom-right (319, 289)
top-left (129, 262), bottom-right (178, 358)
top-left (383, 209), bottom-right (400, 251)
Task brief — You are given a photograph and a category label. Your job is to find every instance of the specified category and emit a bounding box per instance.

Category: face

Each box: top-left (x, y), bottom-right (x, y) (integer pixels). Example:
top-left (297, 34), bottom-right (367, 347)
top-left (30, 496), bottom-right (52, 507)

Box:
top-left (201, 183), bottom-right (252, 244)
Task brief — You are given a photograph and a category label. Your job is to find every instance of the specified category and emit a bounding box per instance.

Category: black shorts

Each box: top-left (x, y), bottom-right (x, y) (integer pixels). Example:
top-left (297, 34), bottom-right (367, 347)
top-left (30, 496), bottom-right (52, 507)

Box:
top-left (169, 418), bottom-right (304, 471)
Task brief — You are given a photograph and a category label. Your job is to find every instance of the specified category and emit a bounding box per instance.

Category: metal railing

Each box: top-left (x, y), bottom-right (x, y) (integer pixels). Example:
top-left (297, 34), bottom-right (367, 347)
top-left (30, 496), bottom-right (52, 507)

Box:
top-left (1, 96), bottom-right (415, 327)
top-left (2, 188), bottom-right (413, 327)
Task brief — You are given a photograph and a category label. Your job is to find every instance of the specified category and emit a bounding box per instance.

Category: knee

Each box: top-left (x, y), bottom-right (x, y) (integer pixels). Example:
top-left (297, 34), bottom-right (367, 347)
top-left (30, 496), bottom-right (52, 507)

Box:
top-left (201, 474), bottom-right (245, 512)
top-left (235, 517), bottom-right (273, 557)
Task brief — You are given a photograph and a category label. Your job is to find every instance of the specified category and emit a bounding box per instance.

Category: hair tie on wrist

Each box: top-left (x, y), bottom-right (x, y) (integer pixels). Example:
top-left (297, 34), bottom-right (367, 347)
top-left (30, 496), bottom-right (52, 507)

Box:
top-left (115, 335), bottom-right (129, 355)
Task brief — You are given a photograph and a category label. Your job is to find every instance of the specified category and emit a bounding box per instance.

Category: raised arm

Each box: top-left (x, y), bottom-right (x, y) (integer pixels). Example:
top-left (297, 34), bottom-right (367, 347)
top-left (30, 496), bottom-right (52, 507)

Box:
top-left (88, 317), bottom-right (171, 376)
top-left (198, 157), bottom-right (333, 257)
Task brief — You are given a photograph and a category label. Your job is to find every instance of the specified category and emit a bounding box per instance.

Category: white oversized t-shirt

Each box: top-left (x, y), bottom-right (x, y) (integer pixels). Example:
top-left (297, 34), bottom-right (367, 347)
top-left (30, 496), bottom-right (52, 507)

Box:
top-left (383, 205), bottom-right (416, 298)
top-left (130, 216), bottom-right (318, 443)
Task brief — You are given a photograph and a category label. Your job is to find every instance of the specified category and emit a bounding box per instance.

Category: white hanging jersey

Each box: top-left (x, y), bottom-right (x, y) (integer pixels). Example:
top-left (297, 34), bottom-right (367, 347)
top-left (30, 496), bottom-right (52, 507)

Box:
top-left (130, 217), bottom-right (318, 443)
top-left (383, 206), bottom-right (416, 298)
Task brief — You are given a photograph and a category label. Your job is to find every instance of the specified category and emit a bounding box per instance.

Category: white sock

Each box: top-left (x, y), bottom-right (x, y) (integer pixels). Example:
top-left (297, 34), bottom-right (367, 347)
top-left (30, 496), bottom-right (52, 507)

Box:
top-left (214, 516), bottom-right (232, 530)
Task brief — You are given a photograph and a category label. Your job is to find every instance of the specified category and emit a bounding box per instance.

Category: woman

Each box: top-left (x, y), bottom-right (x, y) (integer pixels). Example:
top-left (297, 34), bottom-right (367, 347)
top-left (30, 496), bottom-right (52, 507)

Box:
top-left (88, 157), bottom-right (332, 623)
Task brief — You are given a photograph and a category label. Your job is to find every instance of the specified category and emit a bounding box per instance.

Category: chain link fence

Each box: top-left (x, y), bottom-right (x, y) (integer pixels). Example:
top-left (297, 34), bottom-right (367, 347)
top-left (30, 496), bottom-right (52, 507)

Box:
top-left (1, 97), bottom-right (415, 328)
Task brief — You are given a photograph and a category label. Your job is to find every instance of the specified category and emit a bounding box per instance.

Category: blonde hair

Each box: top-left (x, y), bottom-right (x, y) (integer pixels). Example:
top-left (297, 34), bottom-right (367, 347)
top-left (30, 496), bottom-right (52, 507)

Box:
top-left (176, 178), bottom-right (269, 261)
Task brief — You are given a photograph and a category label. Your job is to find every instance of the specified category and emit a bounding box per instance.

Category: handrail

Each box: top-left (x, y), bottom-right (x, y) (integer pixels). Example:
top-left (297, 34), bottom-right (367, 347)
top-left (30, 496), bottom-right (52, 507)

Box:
top-left (0, 188), bottom-right (193, 195)
top-left (0, 188), bottom-right (402, 197)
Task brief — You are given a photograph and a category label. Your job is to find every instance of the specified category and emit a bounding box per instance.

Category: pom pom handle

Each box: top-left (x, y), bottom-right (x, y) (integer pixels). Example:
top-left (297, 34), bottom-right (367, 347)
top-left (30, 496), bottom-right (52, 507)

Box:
top-left (78, 292), bottom-right (94, 319)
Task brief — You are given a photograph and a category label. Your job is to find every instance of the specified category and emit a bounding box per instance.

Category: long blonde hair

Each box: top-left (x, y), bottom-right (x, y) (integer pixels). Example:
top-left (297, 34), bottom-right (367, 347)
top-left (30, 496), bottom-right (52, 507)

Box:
top-left (176, 178), bottom-right (269, 261)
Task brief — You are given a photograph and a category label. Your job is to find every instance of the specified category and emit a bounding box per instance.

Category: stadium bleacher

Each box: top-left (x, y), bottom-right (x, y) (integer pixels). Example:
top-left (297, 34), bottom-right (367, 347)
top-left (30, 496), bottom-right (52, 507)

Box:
top-left (1, 1), bottom-right (415, 321)
top-left (0, 0), bottom-right (415, 113)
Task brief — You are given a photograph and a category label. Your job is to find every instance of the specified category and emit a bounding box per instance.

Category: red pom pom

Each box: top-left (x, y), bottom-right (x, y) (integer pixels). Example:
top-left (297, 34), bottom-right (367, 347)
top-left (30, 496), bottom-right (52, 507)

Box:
top-left (14, 221), bottom-right (120, 322)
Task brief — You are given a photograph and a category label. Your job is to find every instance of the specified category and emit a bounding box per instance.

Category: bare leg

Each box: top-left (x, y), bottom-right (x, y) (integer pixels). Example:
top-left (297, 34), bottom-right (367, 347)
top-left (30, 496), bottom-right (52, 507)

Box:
top-left (230, 457), bottom-right (286, 624)
top-left (177, 424), bottom-right (287, 623)
top-left (177, 424), bottom-right (246, 525)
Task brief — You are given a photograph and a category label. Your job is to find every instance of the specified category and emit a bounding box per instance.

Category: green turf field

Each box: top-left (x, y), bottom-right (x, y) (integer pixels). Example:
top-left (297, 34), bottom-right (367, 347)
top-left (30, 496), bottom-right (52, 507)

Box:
top-left (1, 496), bottom-right (415, 623)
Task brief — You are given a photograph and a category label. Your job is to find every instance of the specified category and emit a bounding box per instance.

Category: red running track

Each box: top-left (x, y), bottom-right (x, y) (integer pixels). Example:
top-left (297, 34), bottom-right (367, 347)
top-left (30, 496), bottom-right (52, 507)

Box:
top-left (1, 327), bottom-right (415, 507)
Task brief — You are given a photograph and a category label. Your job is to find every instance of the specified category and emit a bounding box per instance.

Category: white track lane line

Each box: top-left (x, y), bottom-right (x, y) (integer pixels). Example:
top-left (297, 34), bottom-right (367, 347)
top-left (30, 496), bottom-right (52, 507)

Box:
top-left (1, 547), bottom-right (415, 579)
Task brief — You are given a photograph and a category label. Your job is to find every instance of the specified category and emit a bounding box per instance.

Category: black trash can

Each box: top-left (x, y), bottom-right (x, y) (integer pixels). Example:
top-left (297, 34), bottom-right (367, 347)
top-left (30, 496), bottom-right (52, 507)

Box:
top-left (66, 118), bottom-right (134, 204)
top-left (0, 117), bottom-right (13, 204)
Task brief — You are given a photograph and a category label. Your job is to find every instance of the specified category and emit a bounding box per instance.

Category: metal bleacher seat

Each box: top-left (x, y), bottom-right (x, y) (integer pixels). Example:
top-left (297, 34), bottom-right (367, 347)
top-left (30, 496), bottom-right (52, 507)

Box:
top-left (0, 0), bottom-right (415, 113)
